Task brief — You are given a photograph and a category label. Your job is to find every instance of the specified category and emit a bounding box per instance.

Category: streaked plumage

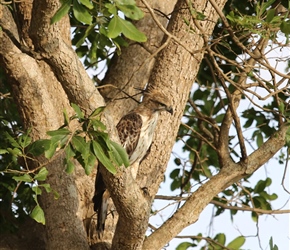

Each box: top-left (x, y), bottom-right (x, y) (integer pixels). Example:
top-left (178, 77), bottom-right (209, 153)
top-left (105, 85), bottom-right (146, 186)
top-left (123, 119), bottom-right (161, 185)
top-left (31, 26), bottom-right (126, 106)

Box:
top-left (93, 88), bottom-right (173, 237)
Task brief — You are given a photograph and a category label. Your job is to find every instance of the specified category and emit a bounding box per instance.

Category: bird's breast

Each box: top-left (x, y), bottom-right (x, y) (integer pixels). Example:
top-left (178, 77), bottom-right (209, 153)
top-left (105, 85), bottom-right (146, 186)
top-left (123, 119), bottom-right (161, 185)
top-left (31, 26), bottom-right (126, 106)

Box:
top-left (128, 113), bottom-right (159, 164)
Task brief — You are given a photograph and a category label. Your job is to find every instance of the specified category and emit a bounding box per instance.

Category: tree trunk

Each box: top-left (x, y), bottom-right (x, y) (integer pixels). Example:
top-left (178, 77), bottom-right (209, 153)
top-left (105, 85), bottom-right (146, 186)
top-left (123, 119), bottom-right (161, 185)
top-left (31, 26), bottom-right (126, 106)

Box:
top-left (100, 0), bottom-right (229, 249)
top-left (0, 1), bottom-right (101, 249)
top-left (2, 0), bottom-right (285, 249)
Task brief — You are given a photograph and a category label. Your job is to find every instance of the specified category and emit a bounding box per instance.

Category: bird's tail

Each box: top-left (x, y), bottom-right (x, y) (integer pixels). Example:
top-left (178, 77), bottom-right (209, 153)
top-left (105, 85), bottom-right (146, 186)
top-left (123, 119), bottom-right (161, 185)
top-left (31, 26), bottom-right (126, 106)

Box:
top-left (93, 170), bottom-right (109, 238)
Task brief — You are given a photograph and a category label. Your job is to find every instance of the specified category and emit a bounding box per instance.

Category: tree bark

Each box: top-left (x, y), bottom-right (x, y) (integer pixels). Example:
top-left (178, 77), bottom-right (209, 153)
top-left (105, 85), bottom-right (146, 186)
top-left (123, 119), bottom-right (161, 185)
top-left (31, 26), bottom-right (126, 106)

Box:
top-left (1, 0), bottom-right (287, 249)
top-left (103, 0), bottom-right (229, 249)
top-left (101, 0), bottom-right (178, 120)
top-left (0, 2), bottom-right (99, 249)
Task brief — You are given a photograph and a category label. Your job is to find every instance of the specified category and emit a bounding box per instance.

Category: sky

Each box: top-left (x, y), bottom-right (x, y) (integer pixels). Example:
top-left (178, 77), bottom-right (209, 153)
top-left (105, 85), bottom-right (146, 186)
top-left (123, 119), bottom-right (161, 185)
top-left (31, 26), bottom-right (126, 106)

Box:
top-left (150, 37), bottom-right (290, 250)
top-left (149, 41), bottom-right (290, 249)
top-left (151, 142), bottom-right (290, 250)
top-left (86, 30), bottom-right (290, 250)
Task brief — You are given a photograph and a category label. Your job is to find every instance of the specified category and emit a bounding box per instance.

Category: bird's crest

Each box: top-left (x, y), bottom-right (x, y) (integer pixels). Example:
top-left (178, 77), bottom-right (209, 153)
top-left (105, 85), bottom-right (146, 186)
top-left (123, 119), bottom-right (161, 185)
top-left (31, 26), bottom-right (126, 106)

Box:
top-left (143, 86), bottom-right (172, 109)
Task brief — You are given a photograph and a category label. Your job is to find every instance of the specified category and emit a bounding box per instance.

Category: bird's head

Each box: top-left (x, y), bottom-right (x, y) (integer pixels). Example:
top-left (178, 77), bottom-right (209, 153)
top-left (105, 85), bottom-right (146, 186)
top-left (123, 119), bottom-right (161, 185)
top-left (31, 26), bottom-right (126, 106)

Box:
top-left (143, 87), bottom-right (173, 115)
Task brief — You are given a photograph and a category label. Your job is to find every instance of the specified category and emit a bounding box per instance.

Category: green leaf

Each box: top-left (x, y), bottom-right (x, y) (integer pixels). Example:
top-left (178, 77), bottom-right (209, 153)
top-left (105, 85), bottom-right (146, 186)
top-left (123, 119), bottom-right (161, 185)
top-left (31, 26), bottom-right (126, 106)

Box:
top-left (266, 9), bottom-right (275, 23)
top-left (118, 17), bottom-right (147, 42)
top-left (278, 102), bottom-right (285, 114)
top-left (32, 186), bottom-right (42, 195)
top-left (89, 106), bottom-right (105, 118)
top-left (170, 178), bottom-right (180, 191)
top-left (169, 168), bottom-right (180, 178)
top-left (71, 136), bottom-right (88, 155)
top-left (254, 179), bottom-right (266, 193)
top-left (65, 143), bottom-right (76, 159)
top-left (0, 149), bottom-right (9, 154)
top-left (285, 127), bottom-right (290, 147)
top-left (105, 3), bottom-right (117, 15)
top-left (40, 183), bottom-right (52, 193)
top-left (227, 236), bottom-right (245, 249)
top-left (84, 154), bottom-right (96, 175)
top-left (47, 128), bottom-right (70, 150)
top-left (65, 158), bottom-right (75, 173)
top-left (176, 242), bottom-right (194, 250)
top-left (256, 132), bottom-right (263, 147)
top-left (71, 103), bottom-right (84, 119)
top-left (107, 16), bottom-right (123, 38)
top-left (34, 167), bottom-right (49, 181)
top-left (244, 118), bottom-right (253, 128)
top-left (214, 233), bottom-right (226, 245)
top-left (281, 20), bottom-right (290, 35)
top-left (73, 0), bottom-right (92, 25)
top-left (90, 119), bottom-right (107, 131)
top-left (63, 108), bottom-right (70, 126)
top-left (51, 0), bottom-right (72, 24)
top-left (79, 0), bottom-right (93, 9)
top-left (30, 205), bottom-right (46, 225)
top-left (44, 129), bottom-right (70, 159)
top-left (266, 192), bottom-right (278, 201)
top-left (7, 147), bottom-right (22, 156)
top-left (44, 142), bottom-right (58, 159)
top-left (109, 140), bottom-right (130, 167)
top-left (259, 0), bottom-right (276, 14)
top-left (89, 37), bottom-right (98, 62)
top-left (269, 237), bottom-right (279, 250)
top-left (112, 36), bottom-right (129, 50)
top-left (4, 132), bottom-right (20, 148)
top-left (53, 190), bottom-right (60, 200)
top-left (18, 132), bottom-right (32, 148)
top-left (92, 140), bottom-right (116, 174)
top-left (251, 211), bottom-right (258, 222)
top-left (28, 139), bottom-right (51, 156)
top-left (75, 23), bottom-right (96, 47)
top-left (202, 165), bottom-right (212, 177)
top-left (265, 177), bottom-right (272, 187)
top-left (115, 0), bottom-right (136, 4)
top-left (47, 128), bottom-right (71, 137)
top-left (117, 4), bottom-right (144, 20)
top-left (13, 174), bottom-right (33, 183)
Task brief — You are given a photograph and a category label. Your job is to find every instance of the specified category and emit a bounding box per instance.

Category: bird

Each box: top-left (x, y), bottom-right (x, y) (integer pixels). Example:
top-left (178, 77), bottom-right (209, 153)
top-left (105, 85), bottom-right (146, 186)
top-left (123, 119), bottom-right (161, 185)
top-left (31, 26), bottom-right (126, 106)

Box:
top-left (92, 87), bottom-right (173, 238)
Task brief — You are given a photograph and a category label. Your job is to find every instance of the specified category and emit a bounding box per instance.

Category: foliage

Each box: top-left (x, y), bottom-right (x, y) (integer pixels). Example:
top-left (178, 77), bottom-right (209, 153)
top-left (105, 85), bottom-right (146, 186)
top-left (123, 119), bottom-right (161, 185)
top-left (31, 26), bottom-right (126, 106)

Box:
top-left (51, 0), bottom-right (146, 74)
top-left (168, 0), bottom-right (289, 248)
top-left (0, 96), bottom-right (129, 228)
top-left (0, 0), bottom-right (289, 249)
top-left (176, 233), bottom-right (245, 250)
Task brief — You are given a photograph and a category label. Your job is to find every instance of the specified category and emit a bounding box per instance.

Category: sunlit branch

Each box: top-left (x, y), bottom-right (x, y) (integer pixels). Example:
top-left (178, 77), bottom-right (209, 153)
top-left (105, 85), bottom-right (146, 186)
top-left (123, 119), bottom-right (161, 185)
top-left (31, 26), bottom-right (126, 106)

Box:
top-left (155, 195), bottom-right (290, 214)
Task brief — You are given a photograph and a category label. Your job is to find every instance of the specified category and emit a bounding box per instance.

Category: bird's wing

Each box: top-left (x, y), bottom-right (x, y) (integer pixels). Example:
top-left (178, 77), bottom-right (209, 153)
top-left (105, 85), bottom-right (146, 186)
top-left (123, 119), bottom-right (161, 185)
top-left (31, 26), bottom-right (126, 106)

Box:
top-left (116, 112), bottom-right (143, 160)
top-left (93, 112), bottom-right (143, 237)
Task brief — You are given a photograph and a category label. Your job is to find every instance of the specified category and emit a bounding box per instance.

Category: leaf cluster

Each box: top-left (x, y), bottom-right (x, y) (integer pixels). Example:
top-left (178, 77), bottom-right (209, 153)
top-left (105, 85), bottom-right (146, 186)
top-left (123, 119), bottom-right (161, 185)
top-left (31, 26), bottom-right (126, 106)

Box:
top-left (169, 0), bottom-right (289, 247)
top-left (26, 103), bottom-right (129, 175)
top-left (227, 0), bottom-right (290, 39)
top-left (176, 233), bottom-right (245, 250)
top-left (52, 0), bottom-right (147, 73)
top-left (0, 103), bottom-right (129, 227)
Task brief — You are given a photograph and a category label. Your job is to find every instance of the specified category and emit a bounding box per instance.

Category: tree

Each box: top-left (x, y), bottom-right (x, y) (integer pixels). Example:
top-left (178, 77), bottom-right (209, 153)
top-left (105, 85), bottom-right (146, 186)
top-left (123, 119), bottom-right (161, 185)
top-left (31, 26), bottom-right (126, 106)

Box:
top-left (0, 0), bottom-right (289, 249)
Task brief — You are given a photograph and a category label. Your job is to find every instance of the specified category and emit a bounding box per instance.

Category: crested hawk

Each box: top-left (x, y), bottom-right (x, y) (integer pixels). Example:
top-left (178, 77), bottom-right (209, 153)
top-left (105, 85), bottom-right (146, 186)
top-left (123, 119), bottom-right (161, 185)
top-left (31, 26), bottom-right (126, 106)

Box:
top-left (93, 88), bottom-right (173, 237)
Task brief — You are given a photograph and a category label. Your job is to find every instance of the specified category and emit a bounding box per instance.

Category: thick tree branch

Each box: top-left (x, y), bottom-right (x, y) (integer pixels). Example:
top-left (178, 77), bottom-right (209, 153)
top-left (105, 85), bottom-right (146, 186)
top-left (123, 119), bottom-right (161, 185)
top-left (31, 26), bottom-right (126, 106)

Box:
top-left (29, 0), bottom-right (104, 114)
top-left (100, 165), bottom-right (151, 250)
top-left (156, 195), bottom-right (290, 214)
top-left (143, 124), bottom-right (288, 249)
top-left (139, 0), bottom-right (228, 196)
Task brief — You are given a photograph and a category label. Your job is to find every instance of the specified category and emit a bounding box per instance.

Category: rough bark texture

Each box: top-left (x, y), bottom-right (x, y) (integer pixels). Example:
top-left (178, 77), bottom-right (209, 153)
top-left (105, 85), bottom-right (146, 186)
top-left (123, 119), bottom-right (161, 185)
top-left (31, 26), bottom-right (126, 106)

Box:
top-left (102, 0), bottom-right (178, 121)
top-left (0, 1), bottom-right (99, 249)
top-left (0, 0), bottom-right (288, 249)
top-left (100, 0), bottom-right (230, 249)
